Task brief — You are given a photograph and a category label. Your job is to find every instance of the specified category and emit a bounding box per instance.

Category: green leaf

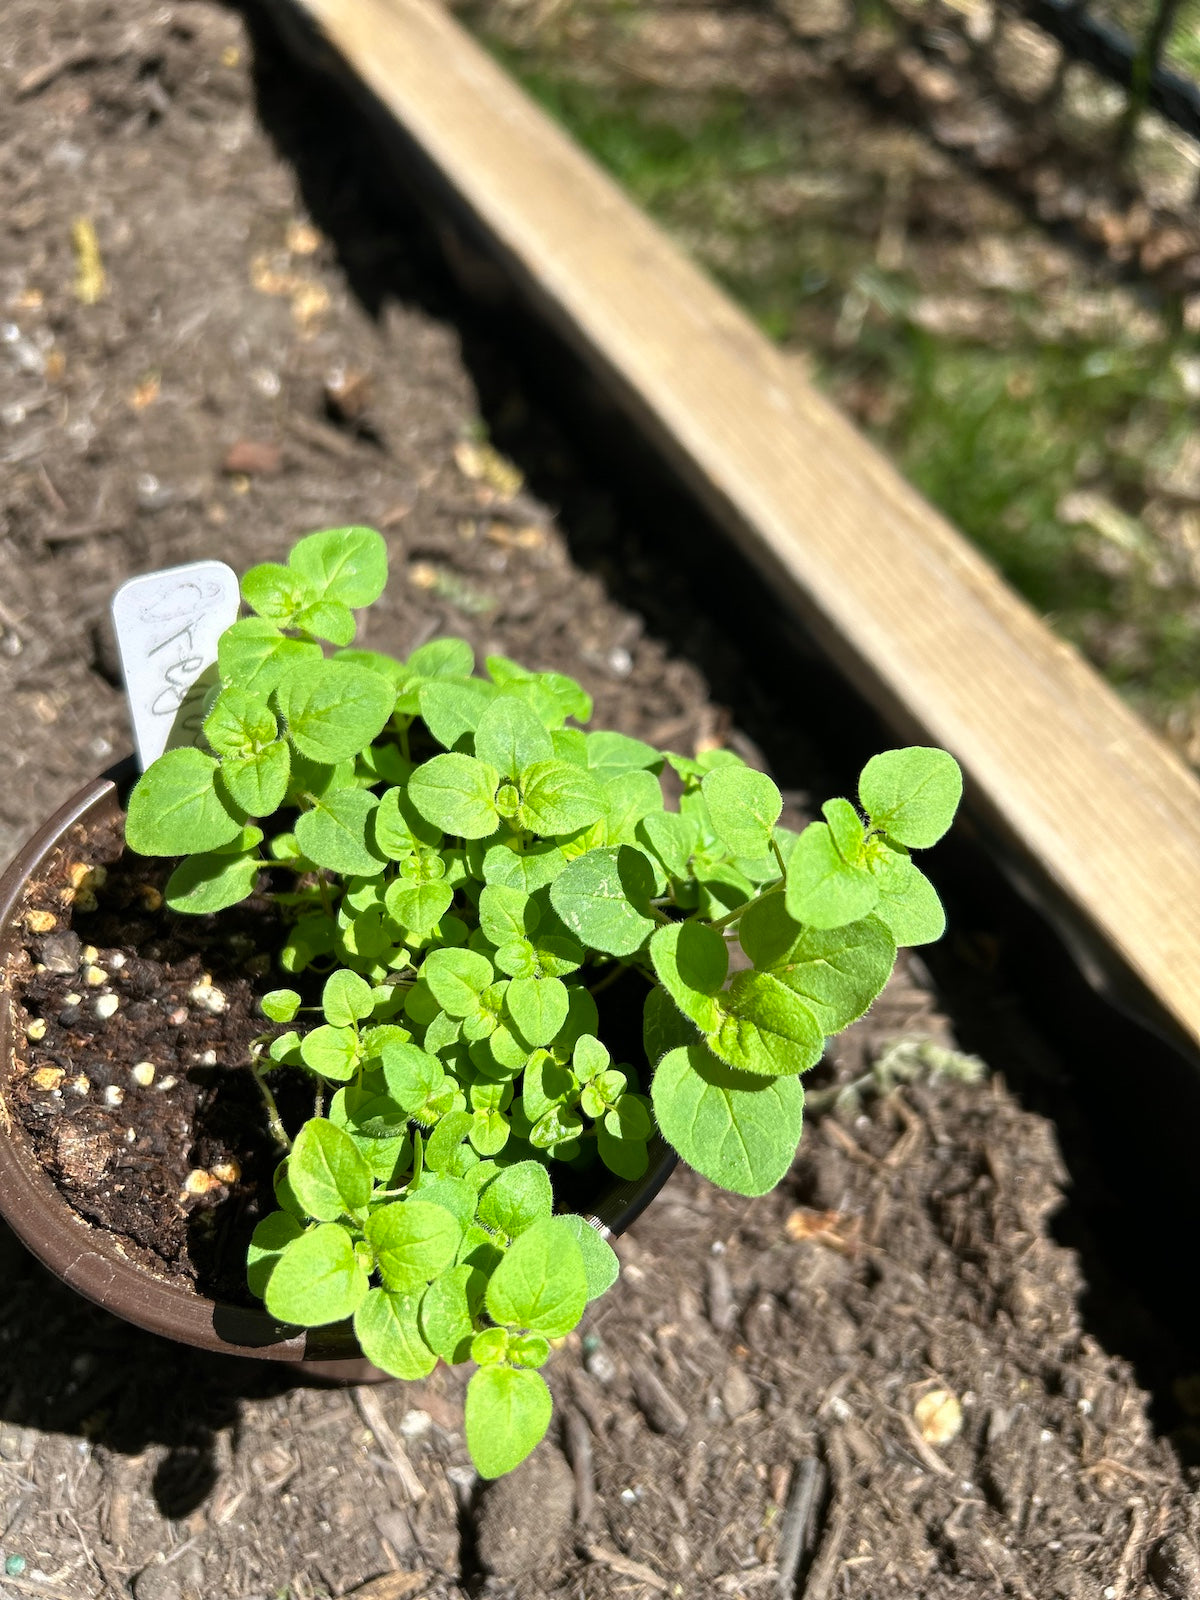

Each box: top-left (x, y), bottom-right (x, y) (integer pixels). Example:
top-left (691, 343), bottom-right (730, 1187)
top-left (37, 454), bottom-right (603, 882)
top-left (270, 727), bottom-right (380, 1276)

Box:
top-left (353, 1287), bottom-right (438, 1380)
top-left (373, 785), bottom-right (440, 858)
top-left (276, 659), bottom-right (395, 764)
top-left (366, 1200), bottom-right (462, 1291)
top-left (649, 920), bottom-right (727, 1032)
top-left (869, 848), bottom-right (946, 945)
top-left (643, 983), bottom-right (700, 1065)
top-left (478, 884), bottom-right (535, 946)
top-left (409, 754), bottom-right (500, 839)
top-left (418, 678), bottom-right (498, 748)
top-left (602, 769), bottom-right (663, 844)
top-left (585, 730), bottom-right (663, 780)
top-left (422, 947), bottom-right (494, 1017)
top-left (409, 637), bottom-right (475, 679)
top-left (556, 1215), bottom-right (620, 1301)
top-left (126, 748), bottom-right (243, 856)
top-left (292, 598), bottom-right (356, 647)
top-left (739, 898), bottom-right (896, 1032)
top-left (549, 845), bottom-right (657, 957)
top-left (482, 840), bottom-right (568, 893)
top-left (288, 526), bottom-right (388, 607)
top-left (421, 1263), bottom-right (484, 1363)
top-left (217, 617), bottom-right (323, 697)
top-left (322, 969), bottom-right (375, 1027)
top-left (204, 685), bottom-right (277, 757)
top-left (652, 1044), bottom-right (804, 1197)
top-left (263, 1223), bottom-right (369, 1325)
top-left (242, 562), bottom-right (312, 625)
top-left (164, 850), bottom-right (261, 913)
top-left (246, 1211), bottom-right (305, 1299)
top-left (638, 811), bottom-right (700, 880)
top-left (518, 761), bottom-right (605, 837)
top-left (300, 1025), bottom-right (361, 1083)
top-left (386, 878), bottom-right (454, 938)
top-left (261, 988), bottom-right (301, 1023)
top-left (709, 972), bottom-right (824, 1076)
top-left (380, 1041), bottom-right (445, 1113)
top-left (701, 765), bottom-right (782, 860)
top-left (597, 1123), bottom-right (648, 1180)
top-left (474, 697), bottom-right (554, 779)
top-left (505, 975), bottom-right (569, 1047)
top-left (288, 1118), bottom-right (373, 1220)
top-left (465, 1366), bottom-right (552, 1479)
top-left (784, 822), bottom-right (879, 930)
top-left (822, 797), bottom-right (865, 864)
top-left (485, 1217), bottom-right (588, 1337)
top-left (488, 655), bottom-right (592, 725)
top-left (476, 1161), bottom-right (553, 1241)
top-left (219, 741), bottom-right (291, 817)
top-left (295, 788), bottom-right (384, 878)
top-left (859, 747), bottom-right (963, 849)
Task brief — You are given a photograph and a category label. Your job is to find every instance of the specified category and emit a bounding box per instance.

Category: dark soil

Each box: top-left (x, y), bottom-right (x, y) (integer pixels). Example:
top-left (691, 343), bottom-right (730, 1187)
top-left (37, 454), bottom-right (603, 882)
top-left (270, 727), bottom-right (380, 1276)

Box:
top-left (1, 2), bottom-right (1198, 1598)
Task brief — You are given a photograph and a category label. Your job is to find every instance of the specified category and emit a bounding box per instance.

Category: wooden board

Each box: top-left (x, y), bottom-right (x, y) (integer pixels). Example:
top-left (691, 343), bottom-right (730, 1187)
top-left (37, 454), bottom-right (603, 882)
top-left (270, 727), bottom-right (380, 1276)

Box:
top-left (285, 0), bottom-right (1200, 1055)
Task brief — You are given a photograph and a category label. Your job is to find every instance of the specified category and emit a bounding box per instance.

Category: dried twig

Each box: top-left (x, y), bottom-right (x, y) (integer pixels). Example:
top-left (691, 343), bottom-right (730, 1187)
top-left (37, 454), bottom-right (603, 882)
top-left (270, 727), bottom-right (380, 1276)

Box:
top-left (563, 1407), bottom-right (596, 1530)
top-left (706, 1254), bottom-right (737, 1333)
top-left (582, 1542), bottom-right (669, 1592)
top-left (16, 44), bottom-right (96, 97)
top-left (775, 1457), bottom-right (826, 1598)
top-left (356, 1387), bottom-right (426, 1504)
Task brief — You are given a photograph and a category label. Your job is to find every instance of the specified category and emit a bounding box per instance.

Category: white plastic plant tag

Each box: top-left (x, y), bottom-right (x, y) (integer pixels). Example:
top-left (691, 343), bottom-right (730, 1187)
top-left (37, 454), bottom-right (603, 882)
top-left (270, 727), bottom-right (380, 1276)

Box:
top-left (111, 560), bottom-right (240, 770)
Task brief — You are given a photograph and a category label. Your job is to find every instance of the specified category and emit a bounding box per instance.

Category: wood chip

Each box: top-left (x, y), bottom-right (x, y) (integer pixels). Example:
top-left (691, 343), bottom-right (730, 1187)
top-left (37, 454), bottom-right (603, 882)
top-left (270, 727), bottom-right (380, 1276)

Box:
top-left (582, 1542), bottom-right (669, 1592)
top-left (631, 1365), bottom-right (688, 1436)
top-left (355, 1387), bottom-right (426, 1503)
top-left (344, 1575), bottom-right (427, 1600)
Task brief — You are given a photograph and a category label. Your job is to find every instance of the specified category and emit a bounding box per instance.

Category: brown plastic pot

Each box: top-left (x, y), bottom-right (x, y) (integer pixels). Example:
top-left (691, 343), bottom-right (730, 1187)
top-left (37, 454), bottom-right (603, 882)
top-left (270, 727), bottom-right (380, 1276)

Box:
top-left (0, 765), bottom-right (677, 1374)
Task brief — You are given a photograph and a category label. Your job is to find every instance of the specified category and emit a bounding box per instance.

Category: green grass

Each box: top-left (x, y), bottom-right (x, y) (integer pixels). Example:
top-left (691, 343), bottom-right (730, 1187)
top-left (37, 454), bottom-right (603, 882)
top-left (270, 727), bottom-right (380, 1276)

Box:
top-left (477, 52), bottom-right (1200, 728)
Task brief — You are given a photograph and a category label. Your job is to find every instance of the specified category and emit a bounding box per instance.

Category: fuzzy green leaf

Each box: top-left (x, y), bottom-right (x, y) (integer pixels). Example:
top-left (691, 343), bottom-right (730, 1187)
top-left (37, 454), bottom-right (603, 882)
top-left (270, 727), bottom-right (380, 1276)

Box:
top-left (288, 1118), bottom-right (373, 1220)
top-left (219, 741), bottom-right (291, 817)
top-left (288, 526), bottom-right (388, 607)
top-left (164, 850), bottom-right (261, 913)
top-left (204, 685), bottom-right (277, 757)
top-left (322, 969), bottom-right (375, 1027)
top-left (366, 1200), bottom-right (462, 1292)
top-left (217, 617), bottom-right (323, 697)
top-left (474, 697), bottom-right (554, 780)
top-left (556, 1215), bottom-right (620, 1301)
top-left (701, 765), bottom-right (782, 859)
top-left (241, 562), bottom-right (311, 625)
top-left (126, 748), bottom-right (244, 857)
top-left (408, 754), bottom-right (500, 839)
top-left (784, 822), bottom-right (879, 930)
top-left (869, 847), bottom-right (946, 945)
top-left (418, 677), bottom-right (498, 748)
top-left (275, 659), bottom-right (395, 766)
top-left (505, 975), bottom-right (569, 1047)
top-left (246, 1211), bottom-right (305, 1299)
top-left (709, 972), bottom-right (824, 1077)
top-left (353, 1287), bottom-right (437, 1379)
top-left (859, 747), bottom-right (963, 849)
top-left (476, 1161), bottom-right (554, 1242)
top-left (652, 1044), bottom-right (804, 1197)
top-left (295, 788), bottom-right (384, 878)
top-left (549, 845), bottom-right (657, 957)
top-left (421, 1264), bottom-right (485, 1363)
top-left (263, 1223), bottom-right (370, 1326)
top-left (518, 761), bottom-right (605, 837)
top-left (485, 1217), bottom-right (588, 1338)
top-left (300, 1025), bottom-right (361, 1083)
top-left (585, 730), bottom-right (663, 780)
top-left (649, 920), bottom-right (727, 1032)
top-left (422, 947), bottom-right (494, 1017)
top-left (261, 989), bottom-right (301, 1023)
top-left (465, 1366), bottom-right (552, 1480)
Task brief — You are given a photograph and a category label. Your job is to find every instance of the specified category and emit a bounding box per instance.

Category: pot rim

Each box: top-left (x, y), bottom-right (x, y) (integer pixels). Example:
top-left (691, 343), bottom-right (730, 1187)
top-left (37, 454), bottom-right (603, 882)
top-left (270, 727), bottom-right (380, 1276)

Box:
top-left (0, 766), bottom-right (677, 1361)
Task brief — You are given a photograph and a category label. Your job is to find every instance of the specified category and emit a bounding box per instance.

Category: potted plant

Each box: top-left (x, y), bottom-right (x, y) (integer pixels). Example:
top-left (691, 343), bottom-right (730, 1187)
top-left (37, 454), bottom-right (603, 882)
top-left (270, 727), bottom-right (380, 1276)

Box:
top-left (0, 527), bottom-right (961, 1478)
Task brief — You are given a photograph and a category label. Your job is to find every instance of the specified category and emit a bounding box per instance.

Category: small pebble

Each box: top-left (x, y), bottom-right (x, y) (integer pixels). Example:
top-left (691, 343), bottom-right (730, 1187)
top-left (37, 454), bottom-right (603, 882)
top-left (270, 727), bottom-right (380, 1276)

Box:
top-left (69, 1075), bottom-right (90, 1096)
top-left (188, 983), bottom-right (227, 1014)
top-left (138, 884), bottom-right (163, 911)
top-left (68, 864), bottom-right (106, 891)
top-left (31, 1067), bottom-right (64, 1092)
top-left (5, 1554), bottom-right (27, 1577)
top-left (198, 1049), bottom-right (217, 1066)
top-left (81, 945), bottom-right (99, 964)
top-left (84, 965), bottom-right (108, 987)
top-left (108, 951), bottom-right (126, 969)
top-left (125, 1128), bottom-right (137, 1145)
top-left (182, 1169), bottom-right (221, 1196)
top-left (24, 1018), bottom-right (46, 1042)
top-left (62, 992), bottom-right (82, 1008)
top-left (71, 890), bottom-right (99, 913)
top-left (167, 1008), bottom-right (187, 1026)
top-left (131, 1062), bottom-right (156, 1087)
top-left (585, 1345), bottom-right (617, 1384)
top-left (399, 1409), bottom-right (432, 1440)
top-left (157, 1074), bottom-right (178, 1092)
top-left (94, 994), bottom-right (120, 1020)
top-left (210, 1159), bottom-right (240, 1184)
top-left (24, 909), bottom-right (56, 934)
top-left (104, 1085), bottom-right (125, 1107)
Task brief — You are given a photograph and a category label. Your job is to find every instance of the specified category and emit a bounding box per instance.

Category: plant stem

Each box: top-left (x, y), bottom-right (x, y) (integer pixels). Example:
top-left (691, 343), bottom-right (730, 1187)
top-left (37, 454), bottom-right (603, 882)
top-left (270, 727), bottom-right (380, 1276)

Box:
top-left (588, 962), bottom-right (627, 997)
top-left (251, 1060), bottom-right (292, 1152)
top-left (706, 879), bottom-right (784, 934)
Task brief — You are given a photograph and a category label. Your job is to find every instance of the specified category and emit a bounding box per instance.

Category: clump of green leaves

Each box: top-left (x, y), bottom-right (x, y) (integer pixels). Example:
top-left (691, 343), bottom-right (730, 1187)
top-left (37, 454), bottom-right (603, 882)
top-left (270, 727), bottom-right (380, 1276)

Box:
top-left (125, 526), bottom-right (962, 1477)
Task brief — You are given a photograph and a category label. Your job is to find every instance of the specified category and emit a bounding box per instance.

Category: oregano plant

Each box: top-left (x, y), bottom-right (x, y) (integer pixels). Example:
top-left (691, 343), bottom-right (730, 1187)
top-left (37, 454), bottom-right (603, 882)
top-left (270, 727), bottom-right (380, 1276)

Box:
top-left (125, 526), bottom-right (962, 1478)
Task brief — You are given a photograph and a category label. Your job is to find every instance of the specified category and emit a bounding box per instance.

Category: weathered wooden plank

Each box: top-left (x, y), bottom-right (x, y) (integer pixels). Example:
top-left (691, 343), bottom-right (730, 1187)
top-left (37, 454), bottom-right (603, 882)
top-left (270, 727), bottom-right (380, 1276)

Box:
top-left (287, 0), bottom-right (1200, 1053)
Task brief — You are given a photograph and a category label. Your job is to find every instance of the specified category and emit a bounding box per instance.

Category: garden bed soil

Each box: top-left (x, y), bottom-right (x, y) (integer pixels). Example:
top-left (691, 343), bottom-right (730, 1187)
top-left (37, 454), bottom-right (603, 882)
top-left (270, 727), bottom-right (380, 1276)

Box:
top-left (1, 2), bottom-right (1198, 1597)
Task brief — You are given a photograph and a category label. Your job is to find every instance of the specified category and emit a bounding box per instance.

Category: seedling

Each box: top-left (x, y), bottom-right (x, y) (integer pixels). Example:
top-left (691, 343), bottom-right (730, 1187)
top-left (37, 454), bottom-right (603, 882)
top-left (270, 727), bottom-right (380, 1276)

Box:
top-left (125, 526), bottom-right (962, 1476)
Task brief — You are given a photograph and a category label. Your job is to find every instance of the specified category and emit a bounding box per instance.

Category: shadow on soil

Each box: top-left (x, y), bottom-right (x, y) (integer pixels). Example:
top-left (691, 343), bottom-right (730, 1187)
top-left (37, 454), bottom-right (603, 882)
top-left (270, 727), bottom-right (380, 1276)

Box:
top-left (6, 0), bottom-right (1197, 1507)
top-left (231, 0), bottom-right (1200, 1450)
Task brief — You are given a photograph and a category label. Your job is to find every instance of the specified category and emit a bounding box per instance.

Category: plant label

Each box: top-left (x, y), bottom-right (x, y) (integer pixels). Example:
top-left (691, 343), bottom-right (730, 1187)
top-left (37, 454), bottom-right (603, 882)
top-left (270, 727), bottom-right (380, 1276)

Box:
top-left (111, 561), bottom-right (239, 769)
